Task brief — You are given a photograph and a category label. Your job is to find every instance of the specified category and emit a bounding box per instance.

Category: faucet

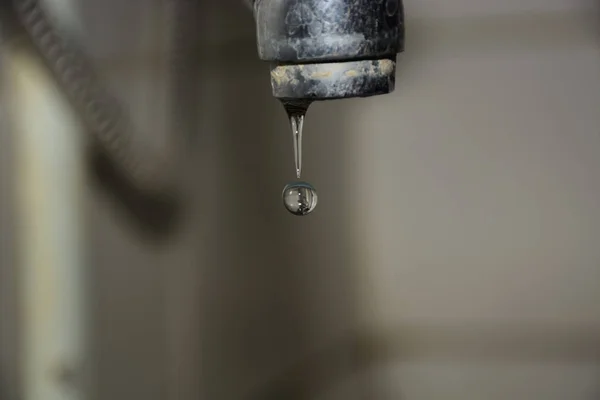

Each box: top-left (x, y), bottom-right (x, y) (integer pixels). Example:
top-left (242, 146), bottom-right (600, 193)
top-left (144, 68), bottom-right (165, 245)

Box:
top-left (0, 0), bottom-right (405, 192)
top-left (249, 0), bottom-right (405, 102)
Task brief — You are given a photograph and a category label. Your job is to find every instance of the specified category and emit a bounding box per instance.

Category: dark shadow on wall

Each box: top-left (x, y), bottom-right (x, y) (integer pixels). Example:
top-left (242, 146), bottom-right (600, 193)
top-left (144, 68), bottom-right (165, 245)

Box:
top-left (88, 148), bottom-right (183, 242)
top-left (86, 0), bottom-right (209, 242)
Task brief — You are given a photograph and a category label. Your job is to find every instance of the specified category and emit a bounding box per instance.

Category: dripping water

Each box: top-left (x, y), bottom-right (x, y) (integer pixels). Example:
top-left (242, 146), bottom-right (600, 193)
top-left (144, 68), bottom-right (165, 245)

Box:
top-left (281, 100), bottom-right (318, 216)
top-left (283, 100), bottom-right (311, 179)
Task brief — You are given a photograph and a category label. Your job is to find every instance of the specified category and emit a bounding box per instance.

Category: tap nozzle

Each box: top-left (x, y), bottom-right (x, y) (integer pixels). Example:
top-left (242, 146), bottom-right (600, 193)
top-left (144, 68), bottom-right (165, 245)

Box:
top-left (253, 0), bottom-right (405, 101)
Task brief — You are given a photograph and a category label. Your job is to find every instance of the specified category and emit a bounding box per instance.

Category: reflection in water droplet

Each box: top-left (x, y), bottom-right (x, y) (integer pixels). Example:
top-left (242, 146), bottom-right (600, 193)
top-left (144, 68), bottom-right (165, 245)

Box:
top-left (282, 182), bottom-right (318, 216)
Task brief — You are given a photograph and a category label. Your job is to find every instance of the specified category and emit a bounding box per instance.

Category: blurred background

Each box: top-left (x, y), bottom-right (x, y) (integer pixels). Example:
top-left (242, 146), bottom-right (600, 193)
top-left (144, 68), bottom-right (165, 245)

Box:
top-left (1, 0), bottom-right (600, 399)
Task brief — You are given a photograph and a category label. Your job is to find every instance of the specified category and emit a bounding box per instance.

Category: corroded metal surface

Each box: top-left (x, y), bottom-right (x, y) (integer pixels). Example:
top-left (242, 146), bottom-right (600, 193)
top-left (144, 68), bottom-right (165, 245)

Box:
top-left (255, 0), bottom-right (404, 100)
top-left (270, 58), bottom-right (396, 100)
top-left (255, 0), bottom-right (404, 63)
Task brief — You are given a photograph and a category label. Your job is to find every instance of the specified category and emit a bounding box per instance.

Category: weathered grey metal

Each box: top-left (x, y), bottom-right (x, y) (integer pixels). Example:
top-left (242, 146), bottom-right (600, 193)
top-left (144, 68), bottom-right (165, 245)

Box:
top-left (254, 0), bottom-right (404, 63)
top-left (270, 58), bottom-right (396, 100)
top-left (253, 0), bottom-right (405, 100)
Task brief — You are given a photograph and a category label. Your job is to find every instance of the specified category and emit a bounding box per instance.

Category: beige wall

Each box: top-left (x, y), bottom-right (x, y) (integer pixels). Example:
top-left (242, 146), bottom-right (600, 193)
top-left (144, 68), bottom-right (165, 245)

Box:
top-left (3, 1), bottom-right (600, 399)
top-left (91, 7), bottom-right (600, 400)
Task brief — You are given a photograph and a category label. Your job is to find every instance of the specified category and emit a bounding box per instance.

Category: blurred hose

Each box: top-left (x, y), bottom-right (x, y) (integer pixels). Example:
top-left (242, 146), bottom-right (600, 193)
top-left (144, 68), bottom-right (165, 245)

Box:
top-left (11, 0), bottom-right (177, 193)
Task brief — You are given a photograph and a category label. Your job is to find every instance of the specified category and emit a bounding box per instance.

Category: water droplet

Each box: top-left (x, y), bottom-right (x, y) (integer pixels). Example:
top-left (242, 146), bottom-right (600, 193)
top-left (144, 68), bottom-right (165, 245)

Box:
top-left (283, 100), bottom-right (311, 179)
top-left (282, 182), bottom-right (318, 216)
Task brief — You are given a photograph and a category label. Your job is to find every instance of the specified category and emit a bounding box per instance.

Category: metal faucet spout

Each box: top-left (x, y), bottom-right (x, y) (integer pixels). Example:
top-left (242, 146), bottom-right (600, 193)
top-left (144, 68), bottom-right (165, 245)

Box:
top-left (250, 0), bottom-right (405, 101)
